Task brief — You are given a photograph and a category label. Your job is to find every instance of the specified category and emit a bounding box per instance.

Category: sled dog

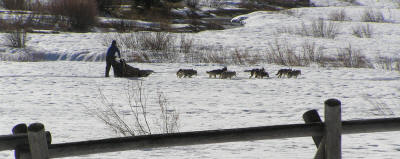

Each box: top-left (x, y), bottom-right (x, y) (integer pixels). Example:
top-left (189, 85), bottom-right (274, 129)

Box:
top-left (244, 68), bottom-right (269, 79)
top-left (206, 67), bottom-right (227, 78)
top-left (220, 71), bottom-right (236, 79)
top-left (276, 68), bottom-right (292, 78)
top-left (176, 69), bottom-right (197, 78)
top-left (288, 69), bottom-right (301, 78)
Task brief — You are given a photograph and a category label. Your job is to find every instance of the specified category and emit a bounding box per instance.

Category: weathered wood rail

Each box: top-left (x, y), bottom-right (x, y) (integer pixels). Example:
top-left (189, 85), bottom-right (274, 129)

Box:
top-left (1, 99), bottom-right (400, 159)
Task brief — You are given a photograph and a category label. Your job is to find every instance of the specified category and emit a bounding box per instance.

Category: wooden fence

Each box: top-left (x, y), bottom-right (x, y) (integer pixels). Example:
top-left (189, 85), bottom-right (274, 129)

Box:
top-left (1, 98), bottom-right (400, 159)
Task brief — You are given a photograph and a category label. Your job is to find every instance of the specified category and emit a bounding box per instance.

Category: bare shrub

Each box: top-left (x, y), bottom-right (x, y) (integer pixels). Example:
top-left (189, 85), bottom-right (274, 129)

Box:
top-left (5, 30), bottom-right (27, 48)
top-left (179, 34), bottom-right (194, 54)
top-left (266, 39), bottom-right (301, 66)
top-left (101, 32), bottom-right (178, 62)
top-left (352, 24), bottom-right (373, 38)
top-left (376, 56), bottom-right (400, 71)
top-left (48, 0), bottom-right (98, 31)
top-left (310, 18), bottom-right (340, 39)
top-left (204, 53), bottom-right (227, 64)
top-left (247, 53), bottom-right (264, 65)
top-left (3, 15), bottom-right (28, 48)
top-left (101, 33), bottom-right (139, 50)
top-left (191, 45), bottom-right (227, 64)
top-left (329, 9), bottom-right (347, 21)
top-left (202, 49), bottom-right (227, 64)
top-left (187, 45), bottom-right (265, 65)
top-left (361, 9), bottom-right (386, 23)
top-left (89, 81), bottom-right (179, 136)
top-left (140, 32), bottom-right (178, 62)
top-left (156, 91), bottom-right (179, 133)
top-left (336, 44), bottom-right (372, 68)
top-left (108, 32), bottom-right (176, 51)
top-left (179, 34), bottom-right (195, 62)
top-left (301, 41), bottom-right (324, 66)
top-left (281, 19), bottom-right (340, 39)
top-left (232, 49), bottom-right (247, 65)
top-left (0, 49), bottom-right (47, 61)
top-left (141, 32), bottom-right (175, 51)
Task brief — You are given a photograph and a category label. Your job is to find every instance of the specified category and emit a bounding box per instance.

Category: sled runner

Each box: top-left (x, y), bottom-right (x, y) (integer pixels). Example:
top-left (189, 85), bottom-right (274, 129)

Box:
top-left (112, 59), bottom-right (153, 77)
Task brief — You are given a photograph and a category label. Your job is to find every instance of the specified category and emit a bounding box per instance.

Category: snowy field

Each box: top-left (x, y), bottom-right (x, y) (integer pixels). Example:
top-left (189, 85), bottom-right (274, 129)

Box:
top-left (0, 61), bottom-right (399, 158)
top-left (1, 0), bottom-right (400, 158)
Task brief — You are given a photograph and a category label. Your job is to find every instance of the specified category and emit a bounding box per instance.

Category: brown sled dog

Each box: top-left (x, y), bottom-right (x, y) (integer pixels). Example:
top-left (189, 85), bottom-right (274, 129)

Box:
top-left (220, 71), bottom-right (236, 79)
top-left (287, 69), bottom-right (301, 78)
top-left (276, 68), bottom-right (292, 78)
top-left (244, 68), bottom-right (269, 79)
top-left (206, 66), bottom-right (227, 78)
top-left (176, 69), bottom-right (197, 78)
top-left (276, 69), bottom-right (301, 78)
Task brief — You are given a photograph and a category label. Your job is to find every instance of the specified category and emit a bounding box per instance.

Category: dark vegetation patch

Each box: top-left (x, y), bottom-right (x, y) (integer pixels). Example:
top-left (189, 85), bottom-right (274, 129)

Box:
top-left (0, 0), bottom-right (312, 33)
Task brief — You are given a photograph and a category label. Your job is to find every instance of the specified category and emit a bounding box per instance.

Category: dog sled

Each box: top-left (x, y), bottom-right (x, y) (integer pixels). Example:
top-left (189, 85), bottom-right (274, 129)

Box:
top-left (112, 59), bottom-right (153, 77)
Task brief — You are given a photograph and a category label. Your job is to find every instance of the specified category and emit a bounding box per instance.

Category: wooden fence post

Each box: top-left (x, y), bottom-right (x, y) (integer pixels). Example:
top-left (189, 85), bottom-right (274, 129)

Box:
top-left (314, 137), bottom-right (326, 159)
top-left (324, 99), bottom-right (342, 159)
top-left (302, 110), bottom-right (325, 159)
top-left (303, 110), bottom-right (323, 147)
top-left (12, 123), bottom-right (30, 159)
top-left (28, 123), bottom-right (49, 159)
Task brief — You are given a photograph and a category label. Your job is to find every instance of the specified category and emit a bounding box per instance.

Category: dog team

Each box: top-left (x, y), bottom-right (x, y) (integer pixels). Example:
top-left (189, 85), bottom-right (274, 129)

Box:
top-left (176, 67), bottom-right (301, 79)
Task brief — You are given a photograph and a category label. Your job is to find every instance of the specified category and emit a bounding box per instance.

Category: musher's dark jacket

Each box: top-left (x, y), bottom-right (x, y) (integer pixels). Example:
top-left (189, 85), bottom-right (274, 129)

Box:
top-left (106, 44), bottom-right (120, 58)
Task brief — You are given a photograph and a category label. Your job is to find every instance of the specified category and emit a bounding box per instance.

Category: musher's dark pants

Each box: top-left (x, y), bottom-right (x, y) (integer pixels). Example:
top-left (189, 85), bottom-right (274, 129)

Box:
top-left (105, 56), bottom-right (116, 77)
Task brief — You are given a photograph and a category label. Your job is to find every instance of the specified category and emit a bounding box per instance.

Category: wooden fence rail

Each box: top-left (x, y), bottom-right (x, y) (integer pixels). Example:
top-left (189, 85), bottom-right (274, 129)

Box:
top-left (0, 132), bottom-right (51, 151)
top-left (1, 99), bottom-right (400, 159)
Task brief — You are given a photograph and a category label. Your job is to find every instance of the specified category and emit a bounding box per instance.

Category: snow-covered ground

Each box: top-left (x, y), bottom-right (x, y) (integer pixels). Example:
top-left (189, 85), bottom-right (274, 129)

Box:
top-left (0, 62), bottom-right (399, 158)
top-left (1, 0), bottom-right (400, 158)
